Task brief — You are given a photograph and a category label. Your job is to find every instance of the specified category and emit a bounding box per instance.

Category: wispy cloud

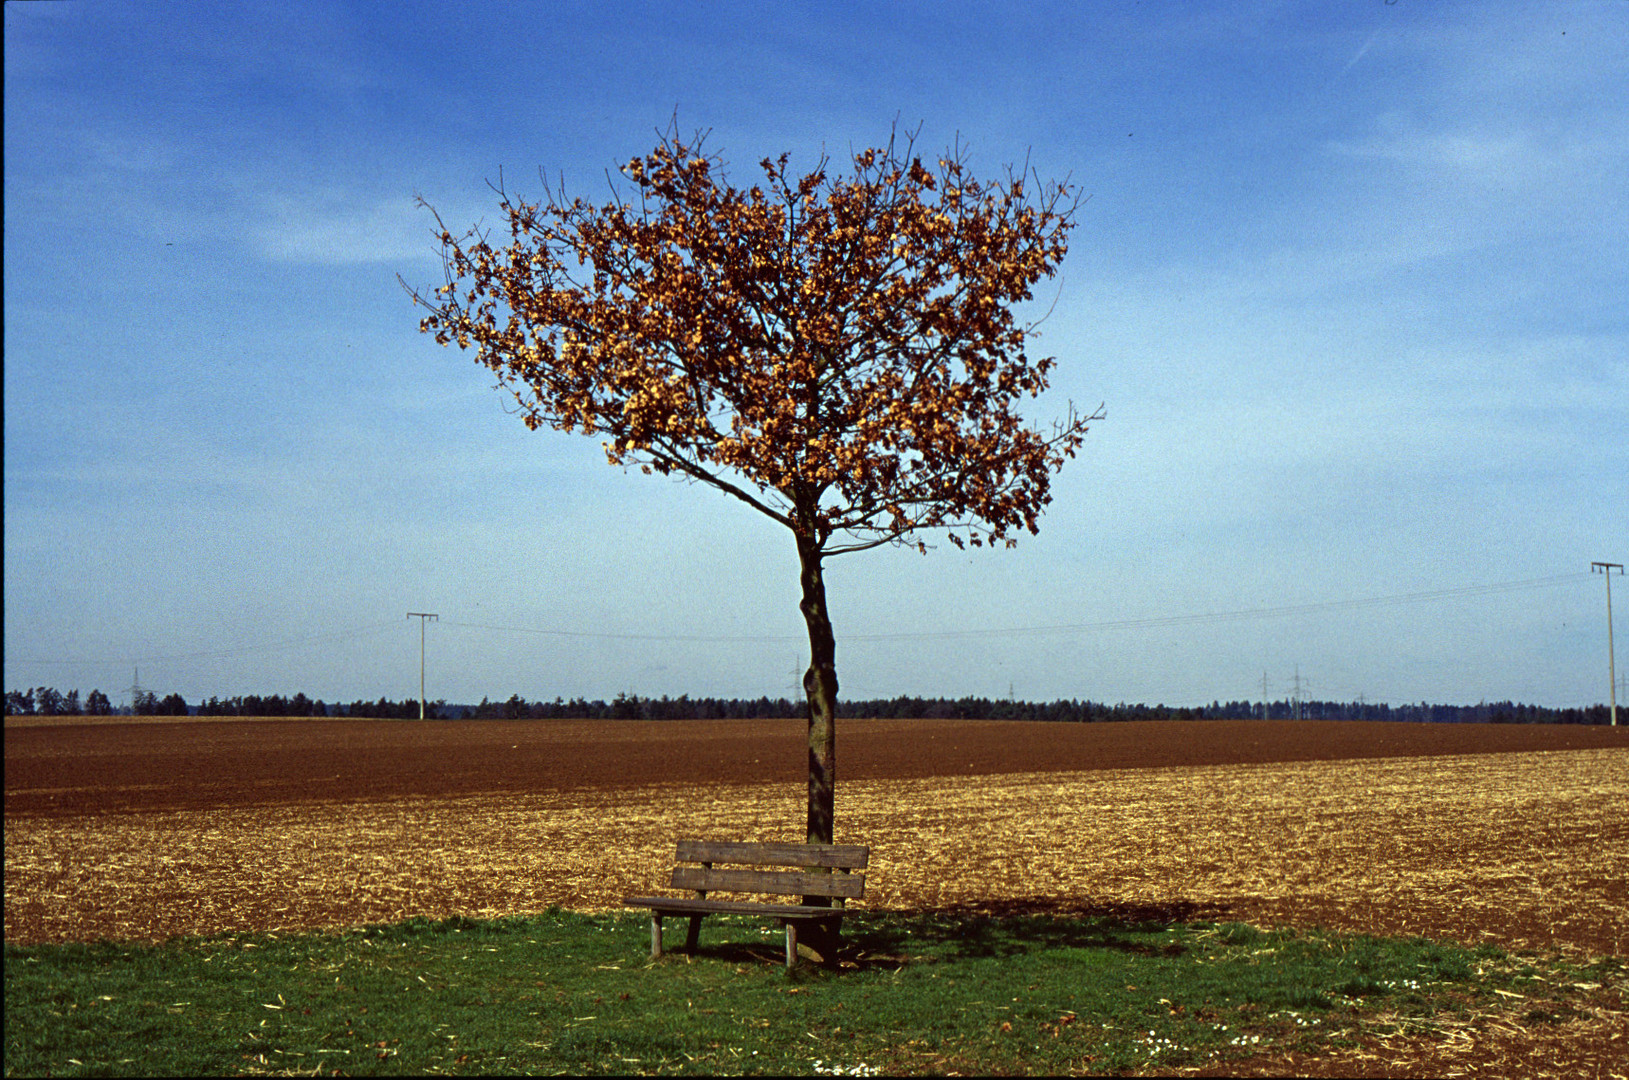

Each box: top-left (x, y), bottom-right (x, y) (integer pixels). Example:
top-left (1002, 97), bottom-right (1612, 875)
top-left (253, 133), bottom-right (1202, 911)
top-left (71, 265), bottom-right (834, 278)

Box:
top-left (1339, 27), bottom-right (1381, 77)
top-left (1327, 117), bottom-right (1626, 194)
top-left (253, 190), bottom-right (436, 264)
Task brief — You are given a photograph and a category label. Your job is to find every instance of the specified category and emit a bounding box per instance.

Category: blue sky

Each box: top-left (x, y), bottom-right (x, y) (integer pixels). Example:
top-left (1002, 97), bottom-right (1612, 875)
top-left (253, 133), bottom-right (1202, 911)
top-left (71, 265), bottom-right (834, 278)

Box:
top-left (5, 0), bottom-right (1625, 709)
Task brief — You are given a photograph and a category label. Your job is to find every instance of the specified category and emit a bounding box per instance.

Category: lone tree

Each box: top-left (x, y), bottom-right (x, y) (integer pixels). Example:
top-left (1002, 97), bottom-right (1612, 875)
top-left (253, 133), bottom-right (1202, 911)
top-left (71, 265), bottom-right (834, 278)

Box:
top-left (404, 123), bottom-right (1099, 848)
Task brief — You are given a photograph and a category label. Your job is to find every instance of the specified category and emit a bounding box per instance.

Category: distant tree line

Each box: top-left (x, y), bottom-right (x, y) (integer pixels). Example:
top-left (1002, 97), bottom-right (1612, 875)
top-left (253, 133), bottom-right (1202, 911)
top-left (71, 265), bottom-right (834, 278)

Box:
top-left (2, 688), bottom-right (433, 719)
top-left (5, 687), bottom-right (114, 715)
top-left (4, 687), bottom-right (1616, 725)
top-left (193, 694), bottom-right (450, 719)
top-left (424, 692), bottom-right (1620, 725)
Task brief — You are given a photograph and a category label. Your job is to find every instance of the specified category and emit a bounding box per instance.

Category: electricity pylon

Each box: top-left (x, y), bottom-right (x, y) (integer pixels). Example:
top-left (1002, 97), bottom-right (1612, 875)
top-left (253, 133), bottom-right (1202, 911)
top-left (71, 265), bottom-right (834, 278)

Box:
top-left (1290, 664), bottom-right (1308, 722)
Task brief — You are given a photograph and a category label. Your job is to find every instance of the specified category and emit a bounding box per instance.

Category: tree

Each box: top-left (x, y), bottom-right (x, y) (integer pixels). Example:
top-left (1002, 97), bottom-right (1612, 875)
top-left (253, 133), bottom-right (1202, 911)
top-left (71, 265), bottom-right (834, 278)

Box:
top-left (405, 122), bottom-right (1098, 847)
top-left (85, 689), bottom-right (112, 716)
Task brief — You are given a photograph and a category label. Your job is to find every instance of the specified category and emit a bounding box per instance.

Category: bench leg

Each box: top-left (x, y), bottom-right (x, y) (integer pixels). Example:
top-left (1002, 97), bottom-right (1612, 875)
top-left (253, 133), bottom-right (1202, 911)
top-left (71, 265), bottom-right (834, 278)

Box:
top-left (650, 913), bottom-right (663, 960)
top-left (684, 914), bottom-right (704, 953)
top-left (785, 921), bottom-right (797, 970)
top-left (795, 916), bottom-right (845, 967)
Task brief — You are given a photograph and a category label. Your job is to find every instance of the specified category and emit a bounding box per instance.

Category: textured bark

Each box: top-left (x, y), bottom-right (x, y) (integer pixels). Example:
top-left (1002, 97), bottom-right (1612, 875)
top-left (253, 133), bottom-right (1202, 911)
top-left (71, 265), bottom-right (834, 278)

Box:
top-left (797, 533), bottom-right (838, 848)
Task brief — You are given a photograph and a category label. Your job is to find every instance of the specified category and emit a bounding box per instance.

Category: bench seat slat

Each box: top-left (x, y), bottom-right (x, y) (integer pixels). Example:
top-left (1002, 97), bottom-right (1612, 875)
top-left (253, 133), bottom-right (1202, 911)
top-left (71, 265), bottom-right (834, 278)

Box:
top-left (676, 840), bottom-right (869, 870)
top-left (671, 866), bottom-right (864, 899)
top-left (624, 896), bottom-right (848, 920)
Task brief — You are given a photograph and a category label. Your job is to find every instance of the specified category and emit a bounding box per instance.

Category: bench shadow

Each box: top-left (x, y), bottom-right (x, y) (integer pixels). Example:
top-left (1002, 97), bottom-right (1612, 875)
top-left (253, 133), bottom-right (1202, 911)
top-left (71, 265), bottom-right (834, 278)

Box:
top-left (839, 897), bottom-right (1238, 969)
top-left (666, 897), bottom-right (1239, 972)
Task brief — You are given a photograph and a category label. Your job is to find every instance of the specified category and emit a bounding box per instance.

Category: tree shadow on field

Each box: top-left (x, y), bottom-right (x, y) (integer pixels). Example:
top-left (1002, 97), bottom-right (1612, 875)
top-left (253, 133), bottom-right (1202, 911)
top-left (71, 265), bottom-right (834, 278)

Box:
top-left (662, 898), bottom-right (1238, 973)
top-left (842, 897), bottom-right (1236, 968)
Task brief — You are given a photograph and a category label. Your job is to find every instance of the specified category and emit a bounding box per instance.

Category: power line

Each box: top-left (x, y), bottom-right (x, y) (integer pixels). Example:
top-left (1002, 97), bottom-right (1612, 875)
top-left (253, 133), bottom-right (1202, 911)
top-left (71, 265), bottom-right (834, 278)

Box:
top-left (5, 572), bottom-right (1596, 669)
top-left (847, 572), bottom-right (1593, 642)
top-left (440, 572), bottom-right (1592, 644)
top-left (438, 619), bottom-right (777, 643)
top-left (6, 621), bottom-right (402, 668)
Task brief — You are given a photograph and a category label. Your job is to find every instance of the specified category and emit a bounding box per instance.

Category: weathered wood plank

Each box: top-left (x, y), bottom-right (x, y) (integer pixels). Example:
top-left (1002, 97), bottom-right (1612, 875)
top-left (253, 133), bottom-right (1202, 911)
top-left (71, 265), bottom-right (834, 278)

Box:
top-left (671, 866), bottom-right (865, 899)
top-left (623, 895), bottom-right (851, 920)
top-left (675, 839), bottom-right (869, 870)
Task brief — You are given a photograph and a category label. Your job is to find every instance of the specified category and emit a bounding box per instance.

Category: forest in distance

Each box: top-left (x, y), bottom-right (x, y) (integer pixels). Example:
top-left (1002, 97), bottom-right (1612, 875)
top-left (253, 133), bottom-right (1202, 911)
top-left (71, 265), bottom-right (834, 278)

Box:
top-left (4, 686), bottom-right (1619, 726)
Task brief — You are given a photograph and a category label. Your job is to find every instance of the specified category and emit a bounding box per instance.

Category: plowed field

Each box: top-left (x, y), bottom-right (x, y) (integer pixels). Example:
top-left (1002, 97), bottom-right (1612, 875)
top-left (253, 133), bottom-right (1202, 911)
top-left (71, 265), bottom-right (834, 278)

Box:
top-left (6, 714), bottom-right (1626, 816)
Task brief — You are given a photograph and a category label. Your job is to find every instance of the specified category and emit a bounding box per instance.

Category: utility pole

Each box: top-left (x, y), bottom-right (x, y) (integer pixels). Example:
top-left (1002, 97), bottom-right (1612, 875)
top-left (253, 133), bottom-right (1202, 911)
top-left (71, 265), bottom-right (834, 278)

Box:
top-left (1261, 671), bottom-right (1270, 721)
top-left (407, 613), bottom-right (439, 720)
top-left (1592, 563), bottom-right (1621, 726)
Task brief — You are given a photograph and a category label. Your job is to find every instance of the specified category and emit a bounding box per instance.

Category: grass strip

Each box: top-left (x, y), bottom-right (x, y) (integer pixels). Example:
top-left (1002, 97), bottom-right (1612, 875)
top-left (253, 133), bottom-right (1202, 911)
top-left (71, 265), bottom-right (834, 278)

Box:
top-left (5, 909), bottom-right (1622, 1076)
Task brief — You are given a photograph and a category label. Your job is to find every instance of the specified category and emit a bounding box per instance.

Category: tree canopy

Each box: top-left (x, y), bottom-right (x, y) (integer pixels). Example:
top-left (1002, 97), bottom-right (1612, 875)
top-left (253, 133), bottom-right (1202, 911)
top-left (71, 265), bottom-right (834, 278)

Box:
top-left (408, 124), bottom-right (1096, 555)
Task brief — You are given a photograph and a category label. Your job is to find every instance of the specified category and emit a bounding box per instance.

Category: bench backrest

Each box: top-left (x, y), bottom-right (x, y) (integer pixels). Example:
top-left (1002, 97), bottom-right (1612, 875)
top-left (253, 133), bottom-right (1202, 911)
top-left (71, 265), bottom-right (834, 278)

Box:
top-left (671, 840), bottom-right (869, 902)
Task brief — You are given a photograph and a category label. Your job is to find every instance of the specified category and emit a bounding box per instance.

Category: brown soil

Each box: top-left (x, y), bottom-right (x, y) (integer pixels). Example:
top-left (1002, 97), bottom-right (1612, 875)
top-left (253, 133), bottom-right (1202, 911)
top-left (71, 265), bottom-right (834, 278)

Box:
top-left (6, 715), bottom-right (1625, 817)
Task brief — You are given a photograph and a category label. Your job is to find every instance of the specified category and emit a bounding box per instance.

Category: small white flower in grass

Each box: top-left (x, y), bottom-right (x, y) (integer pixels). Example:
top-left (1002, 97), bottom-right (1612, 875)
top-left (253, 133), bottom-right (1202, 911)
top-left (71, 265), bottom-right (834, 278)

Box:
top-left (812, 1063), bottom-right (879, 1077)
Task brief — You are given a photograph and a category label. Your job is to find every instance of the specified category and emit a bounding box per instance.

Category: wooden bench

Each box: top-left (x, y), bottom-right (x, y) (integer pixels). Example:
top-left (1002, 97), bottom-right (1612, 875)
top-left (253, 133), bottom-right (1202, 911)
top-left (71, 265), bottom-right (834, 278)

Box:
top-left (623, 840), bottom-right (870, 969)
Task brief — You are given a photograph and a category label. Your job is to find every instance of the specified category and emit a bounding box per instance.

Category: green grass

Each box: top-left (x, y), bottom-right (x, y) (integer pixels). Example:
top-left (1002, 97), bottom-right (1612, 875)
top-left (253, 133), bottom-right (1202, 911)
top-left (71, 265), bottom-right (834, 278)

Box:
top-left (5, 909), bottom-right (1621, 1076)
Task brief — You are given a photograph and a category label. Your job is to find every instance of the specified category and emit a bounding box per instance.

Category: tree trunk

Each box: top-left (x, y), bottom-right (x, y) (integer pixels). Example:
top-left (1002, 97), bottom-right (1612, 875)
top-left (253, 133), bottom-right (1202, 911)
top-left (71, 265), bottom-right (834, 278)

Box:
top-left (797, 533), bottom-right (838, 847)
top-left (795, 533), bottom-right (845, 963)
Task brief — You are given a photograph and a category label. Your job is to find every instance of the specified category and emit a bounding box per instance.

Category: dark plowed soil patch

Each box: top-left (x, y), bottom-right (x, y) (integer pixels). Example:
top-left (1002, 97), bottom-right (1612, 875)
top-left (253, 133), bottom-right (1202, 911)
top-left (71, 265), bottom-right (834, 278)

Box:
top-left (6, 716), bottom-right (1626, 817)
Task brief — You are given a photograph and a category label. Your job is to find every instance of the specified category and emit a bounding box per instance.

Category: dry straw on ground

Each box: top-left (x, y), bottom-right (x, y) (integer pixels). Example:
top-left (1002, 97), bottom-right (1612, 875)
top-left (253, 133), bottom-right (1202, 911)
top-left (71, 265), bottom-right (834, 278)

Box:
top-left (7, 748), bottom-right (1626, 958)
